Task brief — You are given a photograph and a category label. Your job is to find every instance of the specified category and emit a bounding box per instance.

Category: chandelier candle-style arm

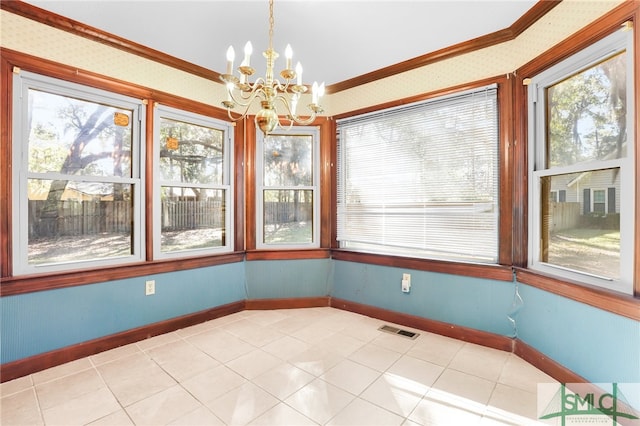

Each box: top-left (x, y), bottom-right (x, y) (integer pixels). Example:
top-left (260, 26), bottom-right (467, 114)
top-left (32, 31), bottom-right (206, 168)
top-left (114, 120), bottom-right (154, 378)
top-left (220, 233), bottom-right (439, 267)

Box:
top-left (219, 0), bottom-right (323, 135)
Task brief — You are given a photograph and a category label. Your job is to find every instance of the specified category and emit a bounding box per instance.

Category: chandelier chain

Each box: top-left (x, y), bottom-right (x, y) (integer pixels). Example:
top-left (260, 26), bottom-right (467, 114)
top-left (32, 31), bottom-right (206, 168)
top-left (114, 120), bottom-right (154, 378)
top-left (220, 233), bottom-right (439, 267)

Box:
top-left (268, 0), bottom-right (275, 50)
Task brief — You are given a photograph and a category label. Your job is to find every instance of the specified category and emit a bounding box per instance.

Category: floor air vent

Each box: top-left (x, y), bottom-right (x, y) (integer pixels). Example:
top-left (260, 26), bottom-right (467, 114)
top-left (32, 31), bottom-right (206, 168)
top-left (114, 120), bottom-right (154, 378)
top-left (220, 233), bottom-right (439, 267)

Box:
top-left (378, 325), bottom-right (419, 340)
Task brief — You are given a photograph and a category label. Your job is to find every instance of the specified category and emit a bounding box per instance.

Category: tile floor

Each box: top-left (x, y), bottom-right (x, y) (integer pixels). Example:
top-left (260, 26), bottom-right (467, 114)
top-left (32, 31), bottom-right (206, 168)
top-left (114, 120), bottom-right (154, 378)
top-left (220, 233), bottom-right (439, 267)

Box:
top-left (1, 307), bottom-right (558, 425)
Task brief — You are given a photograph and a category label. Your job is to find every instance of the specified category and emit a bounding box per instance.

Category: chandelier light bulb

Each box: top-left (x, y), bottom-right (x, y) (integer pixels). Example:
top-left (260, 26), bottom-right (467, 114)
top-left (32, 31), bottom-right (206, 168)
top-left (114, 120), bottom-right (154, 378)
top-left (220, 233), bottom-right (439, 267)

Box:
top-left (295, 62), bottom-right (302, 86)
top-left (226, 46), bottom-right (235, 74)
top-left (243, 41), bottom-right (253, 66)
top-left (312, 81), bottom-right (319, 104)
top-left (285, 44), bottom-right (292, 70)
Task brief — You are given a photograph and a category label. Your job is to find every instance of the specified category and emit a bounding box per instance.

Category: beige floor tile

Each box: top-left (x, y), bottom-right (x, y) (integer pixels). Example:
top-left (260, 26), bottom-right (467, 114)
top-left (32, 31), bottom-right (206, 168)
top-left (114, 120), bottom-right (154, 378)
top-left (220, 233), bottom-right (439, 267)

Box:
top-left (448, 343), bottom-right (509, 382)
top-left (317, 332), bottom-right (367, 357)
top-left (135, 331), bottom-right (181, 351)
top-left (486, 383), bottom-right (540, 422)
top-left (429, 369), bottom-right (496, 408)
top-left (181, 365), bottom-right (247, 406)
top-left (479, 414), bottom-right (539, 425)
top-left (285, 378), bottom-right (356, 424)
top-left (224, 319), bottom-right (286, 347)
top-left (186, 329), bottom-right (255, 363)
top-left (41, 386), bottom-right (120, 426)
top-left (226, 349), bottom-right (283, 380)
top-left (90, 343), bottom-right (142, 366)
top-left (288, 346), bottom-right (345, 377)
top-left (35, 368), bottom-right (104, 410)
top-left (340, 319), bottom-right (386, 343)
top-left (248, 402), bottom-right (318, 425)
top-left (0, 375), bottom-right (33, 397)
top-left (408, 395), bottom-right (484, 426)
top-left (146, 339), bottom-right (220, 382)
top-left (291, 323), bottom-right (337, 345)
top-left (320, 359), bottom-right (381, 396)
top-left (125, 384), bottom-right (202, 425)
top-left (327, 397), bottom-right (405, 426)
top-left (360, 373), bottom-right (426, 417)
top-left (88, 409), bottom-right (134, 425)
top-left (387, 355), bottom-right (445, 393)
top-left (349, 342), bottom-right (402, 372)
top-left (270, 315), bottom-right (316, 335)
top-left (407, 333), bottom-right (464, 367)
top-left (168, 405), bottom-right (225, 425)
top-left (31, 358), bottom-right (93, 385)
top-left (252, 362), bottom-right (315, 400)
top-left (0, 388), bottom-right (43, 426)
top-left (370, 333), bottom-right (417, 354)
top-left (498, 355), bottom-right (557, 394)
top-left (97, 353), bottom-right (177, 407)
top-left (243, 309), bottom-right (292, 327)
top-left (315, 311), bottom-right (360, 332)
top-left (174, 319), bottom-right (222, 338)
top-left (206, 381), bottom-right (279, 425)
top-left (261, 335), bottom-right (311, 361)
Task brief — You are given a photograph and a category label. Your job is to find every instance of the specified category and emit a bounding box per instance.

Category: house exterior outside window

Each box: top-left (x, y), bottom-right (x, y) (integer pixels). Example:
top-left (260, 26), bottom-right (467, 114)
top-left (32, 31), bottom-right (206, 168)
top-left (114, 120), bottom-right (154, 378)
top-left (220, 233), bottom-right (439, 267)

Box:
top-left (528, 29), bottom-right (634, 294)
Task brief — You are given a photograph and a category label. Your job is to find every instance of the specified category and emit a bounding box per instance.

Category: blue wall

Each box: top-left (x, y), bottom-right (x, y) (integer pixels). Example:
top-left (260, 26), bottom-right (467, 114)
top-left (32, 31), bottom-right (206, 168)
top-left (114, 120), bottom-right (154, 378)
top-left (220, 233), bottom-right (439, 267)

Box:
top-left (1, 262), bottom-right (246, 364)
top-left (245, 258), bottom-right (332, 299)
top-left (331, 260), bottom-right (515, 337)
top-left (515, 283), bottom-right (640, 383)
top-left (2, 258), bottom-right (639, 386)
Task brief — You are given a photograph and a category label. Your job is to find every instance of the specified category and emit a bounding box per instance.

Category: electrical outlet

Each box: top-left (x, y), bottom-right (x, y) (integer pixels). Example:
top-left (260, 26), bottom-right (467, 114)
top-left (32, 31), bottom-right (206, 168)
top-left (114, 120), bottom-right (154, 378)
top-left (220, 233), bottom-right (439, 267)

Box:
top-left (402, 273), bottom-right (411, 293)
top-left (145, 280), bottom-right (155, 295)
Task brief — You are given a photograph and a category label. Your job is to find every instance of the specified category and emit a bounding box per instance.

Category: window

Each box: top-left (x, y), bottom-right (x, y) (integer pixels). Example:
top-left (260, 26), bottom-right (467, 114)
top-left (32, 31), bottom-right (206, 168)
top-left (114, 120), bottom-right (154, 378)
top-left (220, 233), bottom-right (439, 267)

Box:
top-left (528, 29), bottom-right (634, 294)
top-left (255, 127), bottom-right (320, 248)
top-left (336, 85), bottom-right (499, 263)
top-left (153, 105), bottom-right (233, 258)
top-left (592, 189), bottom-right (606, 214)
top-left (11, 71), bottom-right (144, 274)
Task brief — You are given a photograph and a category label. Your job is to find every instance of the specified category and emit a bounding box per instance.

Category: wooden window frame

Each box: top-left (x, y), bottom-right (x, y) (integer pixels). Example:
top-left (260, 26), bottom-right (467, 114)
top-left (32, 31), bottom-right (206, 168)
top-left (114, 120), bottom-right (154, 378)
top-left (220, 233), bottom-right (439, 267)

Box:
top-left (512, 3), bottom-right (640, 311)
top-left (0, 49), bottom-right (245, 296)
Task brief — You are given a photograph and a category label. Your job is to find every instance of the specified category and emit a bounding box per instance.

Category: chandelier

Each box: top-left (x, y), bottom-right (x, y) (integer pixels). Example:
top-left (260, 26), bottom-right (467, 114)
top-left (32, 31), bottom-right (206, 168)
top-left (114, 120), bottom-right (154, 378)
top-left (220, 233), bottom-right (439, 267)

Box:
top-left (220, 0), bottom-right (324, 135)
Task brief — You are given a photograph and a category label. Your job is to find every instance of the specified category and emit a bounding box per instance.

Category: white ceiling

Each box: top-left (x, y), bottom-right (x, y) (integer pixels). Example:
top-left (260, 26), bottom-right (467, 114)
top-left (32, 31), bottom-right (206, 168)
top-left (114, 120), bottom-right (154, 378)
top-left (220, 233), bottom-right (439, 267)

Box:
top-left (23, 0), bottom-right (538, 87)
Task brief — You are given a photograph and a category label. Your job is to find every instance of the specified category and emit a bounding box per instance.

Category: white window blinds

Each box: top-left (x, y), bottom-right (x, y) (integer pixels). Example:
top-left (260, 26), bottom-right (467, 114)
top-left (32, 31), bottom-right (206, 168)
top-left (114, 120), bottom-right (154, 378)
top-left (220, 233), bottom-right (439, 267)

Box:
top-left (336, 86), bottom-right (499, 263)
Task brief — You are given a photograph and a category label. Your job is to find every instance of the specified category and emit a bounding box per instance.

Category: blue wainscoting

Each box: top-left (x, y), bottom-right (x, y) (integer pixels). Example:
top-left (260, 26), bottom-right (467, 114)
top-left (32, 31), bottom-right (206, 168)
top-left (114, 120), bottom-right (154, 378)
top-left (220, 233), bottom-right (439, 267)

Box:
top-left (331, 260), bottom-right (639, 385)
top-left (331, 260), bottom-right (515, 337)
top-left (515, 282), bottom-right (640, 383)
top-left (0, 261), bottom-right (246, 365)
top-left (244, 258), bottom-right (333, 300)
top-left (2, 257), bottom-right (638, 387)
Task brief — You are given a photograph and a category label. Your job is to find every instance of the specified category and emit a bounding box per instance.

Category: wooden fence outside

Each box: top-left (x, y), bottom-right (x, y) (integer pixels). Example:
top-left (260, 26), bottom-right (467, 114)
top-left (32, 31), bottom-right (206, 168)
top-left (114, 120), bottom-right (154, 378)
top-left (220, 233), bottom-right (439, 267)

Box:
top-left (29, 200), bottom-right (131, 239)
top-left (161, 199), bottom-right (224, 230)
top-left (264, 201), bottom-right (312, 223)
top-left (29, 200), bottom-right (312, 238)
top-left (550, 202), bottom-right (580, 232)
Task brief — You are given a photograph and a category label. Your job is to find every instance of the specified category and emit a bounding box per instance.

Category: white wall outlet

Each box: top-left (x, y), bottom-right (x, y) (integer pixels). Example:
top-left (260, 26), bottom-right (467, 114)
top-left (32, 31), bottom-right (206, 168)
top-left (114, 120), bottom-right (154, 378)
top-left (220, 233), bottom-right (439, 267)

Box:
top-left (401, 273), bottom-right (411, 293)
top-left (145, 280), bottom-right (155, 295)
